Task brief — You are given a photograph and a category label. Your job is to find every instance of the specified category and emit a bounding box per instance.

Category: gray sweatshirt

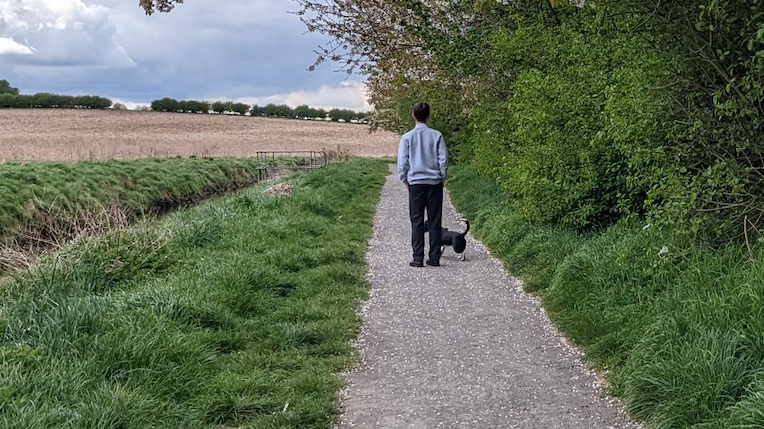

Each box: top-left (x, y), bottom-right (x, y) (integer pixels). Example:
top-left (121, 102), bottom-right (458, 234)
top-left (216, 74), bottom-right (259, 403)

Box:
top-left (397, 123), bottom-right (448, 186)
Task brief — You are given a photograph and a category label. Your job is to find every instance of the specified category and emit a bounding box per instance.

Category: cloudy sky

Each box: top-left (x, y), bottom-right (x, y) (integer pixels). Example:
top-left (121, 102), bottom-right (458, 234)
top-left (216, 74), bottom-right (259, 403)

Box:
top-left (0, 0), bottom-right (371, 110)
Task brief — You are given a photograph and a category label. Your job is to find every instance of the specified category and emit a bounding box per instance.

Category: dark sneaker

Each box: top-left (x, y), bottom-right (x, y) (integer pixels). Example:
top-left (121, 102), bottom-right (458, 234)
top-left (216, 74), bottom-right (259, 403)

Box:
top-left (409, 260), bottom-right (424, 267)
top-left (426, 259), bottom-right (440, 267)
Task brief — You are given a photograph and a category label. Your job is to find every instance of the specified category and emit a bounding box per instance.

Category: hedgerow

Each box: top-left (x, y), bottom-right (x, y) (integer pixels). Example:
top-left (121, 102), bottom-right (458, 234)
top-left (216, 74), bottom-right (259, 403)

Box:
top-left (326, 0), bottom-right (763, 241)
top-left (0, 93), bottom-right (112, 109)
top-left (466, 17), bottom-right (675, 229)
top-left (150, 98), bottom-right (369, 122)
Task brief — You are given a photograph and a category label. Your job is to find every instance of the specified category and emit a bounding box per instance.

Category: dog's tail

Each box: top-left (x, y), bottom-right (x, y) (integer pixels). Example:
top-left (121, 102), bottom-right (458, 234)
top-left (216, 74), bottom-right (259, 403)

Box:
top-left (461, 220), bottom-right (470, 236)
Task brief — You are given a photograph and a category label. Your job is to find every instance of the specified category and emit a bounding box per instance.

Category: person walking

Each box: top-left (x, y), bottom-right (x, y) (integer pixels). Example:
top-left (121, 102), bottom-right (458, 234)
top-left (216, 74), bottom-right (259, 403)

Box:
top-left (397, 102), bottom-right (448, 267)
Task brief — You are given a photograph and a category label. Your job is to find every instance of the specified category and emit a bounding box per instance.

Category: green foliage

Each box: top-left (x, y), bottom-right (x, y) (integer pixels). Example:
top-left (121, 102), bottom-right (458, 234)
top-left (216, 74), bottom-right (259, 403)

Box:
top-left (379, 0), bottom-right (764, 240)
top-left (231, 102), bottom-right (249, 115)
top-left (211, 101), bottom-right (227, 114)
top-left (262, 103), bottom-right (297, 119)
top-left (0, 93), bottom-right (112, 109)
top-left (467, 18), bottom-right (675, 229)
top-left (448, 165), bottom-right (764, 429)
top-left (151, 97), bottom-right (180, 112)
top-left (179, 100), bottom-right (210, 113)
top-left (0, 159), bottom-right (388, 428)
top-left (151, 98), bottom-right (209, 113)
top-left (0, 79), bottom-right (19, 95)
top-left (646, 0), bottom-right (764, 240)
top-left (327, 108), bottom-right (358, 122)
top-left (294, 105), bottom-right (325, 119)
top-left (0, 157), bottom-right (261, 257)
top-left (250, 104), bottom-right (265, 117)
top-left (154, 101), bottom-right (363, 122)
top-left (211, 102), bottom-right (248, 115)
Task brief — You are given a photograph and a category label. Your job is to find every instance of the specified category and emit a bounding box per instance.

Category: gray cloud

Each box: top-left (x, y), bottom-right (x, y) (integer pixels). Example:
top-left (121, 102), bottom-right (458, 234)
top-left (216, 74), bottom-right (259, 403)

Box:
top-left (0, 0), bottom-right (367, 110)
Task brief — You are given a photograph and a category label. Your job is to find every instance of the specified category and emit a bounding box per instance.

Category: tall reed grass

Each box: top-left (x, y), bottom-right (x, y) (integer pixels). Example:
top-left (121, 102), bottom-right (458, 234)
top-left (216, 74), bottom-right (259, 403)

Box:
top-left (0, 158), bottom-right (388, 428)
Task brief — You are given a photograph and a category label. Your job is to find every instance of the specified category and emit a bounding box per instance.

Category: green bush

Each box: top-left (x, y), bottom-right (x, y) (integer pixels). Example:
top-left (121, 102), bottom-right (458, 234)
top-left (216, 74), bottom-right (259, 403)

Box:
top-left (328, 108), bottom-right (357, 122)
top-left (262, 103), bottom-right (296, 119)
top-left (212, 101), bottom-right (248, 115)
top-left (151, 97), bottom-right (180, 112)
top-left (152, 99), bottom-right (209, 114)
top-left (231, 102), bottom-right (249, 116)
top-left (378, 1), bottom-right (764, 240)
top-left (0, 93), bottom-right (112, 109)
top-left (467, 20), bottom-right (675, 229)
top-left (211, 101), bottom-right (228, 114)
top-left (0, 79), bottom-right (19, 95)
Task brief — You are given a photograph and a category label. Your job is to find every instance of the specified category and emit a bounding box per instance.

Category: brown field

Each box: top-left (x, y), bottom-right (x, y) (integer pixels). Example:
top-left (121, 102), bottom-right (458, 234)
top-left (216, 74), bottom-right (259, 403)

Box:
top-left (0, 109), bottom-right (400, 162)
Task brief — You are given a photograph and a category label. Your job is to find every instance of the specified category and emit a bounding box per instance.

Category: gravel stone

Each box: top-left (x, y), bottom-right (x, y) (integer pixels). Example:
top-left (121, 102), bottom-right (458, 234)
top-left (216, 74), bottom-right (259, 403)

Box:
top-left (337, 166), bottom-right (642, 429)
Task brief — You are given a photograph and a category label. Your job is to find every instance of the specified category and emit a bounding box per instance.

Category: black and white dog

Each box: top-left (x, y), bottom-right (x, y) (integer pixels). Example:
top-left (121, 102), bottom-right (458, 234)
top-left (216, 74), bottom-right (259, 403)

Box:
top-left (424, 219), bottom-right (470, 261)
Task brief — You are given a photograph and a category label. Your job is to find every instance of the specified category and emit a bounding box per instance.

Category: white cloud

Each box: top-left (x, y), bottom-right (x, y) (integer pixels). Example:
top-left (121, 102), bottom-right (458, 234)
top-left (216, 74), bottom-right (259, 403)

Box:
top-left (112, 82), bottom-right (371, 112)
top-left (0, 1), bottom-right (368, 111)
top-left (109, 97), bottom-right (148, 110)
top-left (0, 36), bottom-right (32, 54)
top-left (0, 0), bottom-right (133, 66)
top-left (232, 81), bottom-right (372, 112)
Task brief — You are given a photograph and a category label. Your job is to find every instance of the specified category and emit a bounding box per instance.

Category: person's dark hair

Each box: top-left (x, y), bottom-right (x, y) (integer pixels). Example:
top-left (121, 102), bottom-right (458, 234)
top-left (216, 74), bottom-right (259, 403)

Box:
top-left (413, 102), bottom-right (430, 122)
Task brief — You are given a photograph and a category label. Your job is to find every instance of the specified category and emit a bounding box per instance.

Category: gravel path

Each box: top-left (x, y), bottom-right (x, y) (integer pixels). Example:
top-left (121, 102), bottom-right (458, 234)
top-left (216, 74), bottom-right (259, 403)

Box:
top-left (337, 166), bottom-right (641, 429)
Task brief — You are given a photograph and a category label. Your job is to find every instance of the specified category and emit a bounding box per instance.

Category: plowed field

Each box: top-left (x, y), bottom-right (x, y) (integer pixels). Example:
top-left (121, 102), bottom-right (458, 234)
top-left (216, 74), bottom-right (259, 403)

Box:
top-left (0, 109), bottom-right (399, 162)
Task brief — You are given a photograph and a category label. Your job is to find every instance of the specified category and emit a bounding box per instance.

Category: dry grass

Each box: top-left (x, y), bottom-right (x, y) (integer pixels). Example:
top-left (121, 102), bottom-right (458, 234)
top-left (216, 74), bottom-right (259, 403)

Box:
top-left (0, 109), bottom-right (400, 162)
top-left (264, 183), bottom-right (295, 197)
top-left (0, 200), bottom-right (131, 273)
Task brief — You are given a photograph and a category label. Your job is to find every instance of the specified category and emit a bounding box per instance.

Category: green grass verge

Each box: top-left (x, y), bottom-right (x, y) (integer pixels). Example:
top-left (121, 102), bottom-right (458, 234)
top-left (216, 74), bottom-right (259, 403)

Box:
top-left (448, 165), bottom-right (764, 429)
top-left (0, 157), bottom-right (262, 247)
top-left (0, 158), bottom-right (388, 428)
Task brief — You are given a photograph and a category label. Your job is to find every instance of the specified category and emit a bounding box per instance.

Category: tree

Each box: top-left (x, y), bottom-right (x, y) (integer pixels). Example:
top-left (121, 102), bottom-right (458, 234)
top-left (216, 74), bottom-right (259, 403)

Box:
top-left (140, 0), bottom-right (183, 15)
top-left (0, 80), bottom-right (19, 95)
top-left (294, 105), bottom-right (320, 119)
top-left (179, 100), bottom-right (209, 113)
top-left (211, 101), bottom-right (228, 114)
top-left (262, 104), bottom-right (295, 119)
top-left (250, 104), bottom-right (265, 117)
top-left (231, 102), bottom-right (250, 115)
top-left (151, 98), bottom-right (180, 112)
top-left (0, 93), bottom-right (19, 108)
top-left (328, 108), bottom-right (357, 122)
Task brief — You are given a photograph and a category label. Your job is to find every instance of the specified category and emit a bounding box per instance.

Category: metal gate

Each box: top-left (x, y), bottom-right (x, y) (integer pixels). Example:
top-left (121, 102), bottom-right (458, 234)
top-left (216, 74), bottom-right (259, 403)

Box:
top-left (256, 150), bottom-right (328, 181)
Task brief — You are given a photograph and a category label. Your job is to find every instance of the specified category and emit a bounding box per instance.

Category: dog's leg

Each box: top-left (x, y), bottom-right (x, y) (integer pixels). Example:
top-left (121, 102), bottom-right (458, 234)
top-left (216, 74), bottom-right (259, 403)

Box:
top-left (441, 246), bottom-right (446, 255)
top-left (459, 252), bottom-right (466, 261)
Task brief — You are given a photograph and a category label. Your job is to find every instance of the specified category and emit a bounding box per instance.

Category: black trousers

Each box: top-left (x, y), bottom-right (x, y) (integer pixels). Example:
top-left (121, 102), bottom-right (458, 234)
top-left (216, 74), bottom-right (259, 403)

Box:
top-left (409, 183), bottom-right (443, 262)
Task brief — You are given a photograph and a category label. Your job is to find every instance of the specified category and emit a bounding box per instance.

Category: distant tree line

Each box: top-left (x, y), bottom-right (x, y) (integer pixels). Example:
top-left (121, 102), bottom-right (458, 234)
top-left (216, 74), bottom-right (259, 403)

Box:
top-left (252, 104), bottom-right (366, 122)
top-left (0, 80), bottom-right (112, 110)
top-left (150, 97), bottom-right (368, 122)
top-left (0, 78), bottom-right (368, 121)
top-left (151, 98), bottom-right (211, 114)
top-left (212, 101), bottom-right (250, 116)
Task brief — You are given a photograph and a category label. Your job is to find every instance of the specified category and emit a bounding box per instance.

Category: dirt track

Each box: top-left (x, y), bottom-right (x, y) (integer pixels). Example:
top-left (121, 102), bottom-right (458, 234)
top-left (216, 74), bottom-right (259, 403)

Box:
top-left (0, 109), bottom-right (399, 162)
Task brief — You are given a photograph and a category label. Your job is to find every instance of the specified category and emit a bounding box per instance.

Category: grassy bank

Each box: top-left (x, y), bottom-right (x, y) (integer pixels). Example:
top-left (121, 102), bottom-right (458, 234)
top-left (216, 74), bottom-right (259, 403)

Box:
top-left (0, 158), bottom-right (388, 428)
top-left (448, 165), bottom-right (764, 428)
top-left (0, 157), bottom-right (262, 269)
